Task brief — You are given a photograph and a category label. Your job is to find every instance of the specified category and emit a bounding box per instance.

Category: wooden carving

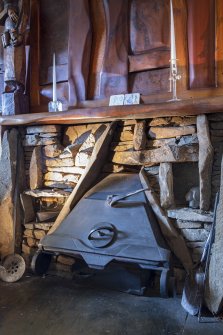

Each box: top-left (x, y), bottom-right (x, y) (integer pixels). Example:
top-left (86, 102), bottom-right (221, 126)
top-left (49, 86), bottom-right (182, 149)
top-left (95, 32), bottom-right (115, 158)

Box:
top-left (0, 0), bottom-right (29, 115)
top-left (99, 0), bottom-right (128, 98)
top-left (68, 0), bottom-right (92, 105)
top-left (129, 0), bottom-right (170, 96)
top-left (187, 0), bottom-right (215, 89)
top-left (130, 0), bottom-right (170, 54)
top-left (88, 0), bottom-right (107, 99)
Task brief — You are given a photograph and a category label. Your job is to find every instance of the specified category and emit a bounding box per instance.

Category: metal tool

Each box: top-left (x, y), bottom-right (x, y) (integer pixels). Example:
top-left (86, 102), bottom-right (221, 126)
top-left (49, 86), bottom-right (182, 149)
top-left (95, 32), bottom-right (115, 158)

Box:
top-left (107, 187), bottom-right (148, 207)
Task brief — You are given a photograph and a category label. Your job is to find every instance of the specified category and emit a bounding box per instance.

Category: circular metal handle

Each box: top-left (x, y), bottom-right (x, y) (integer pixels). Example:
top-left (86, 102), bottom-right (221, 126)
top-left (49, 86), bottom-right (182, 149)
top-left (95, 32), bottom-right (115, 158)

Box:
top-left (88, 223), bottom-right (116, 248)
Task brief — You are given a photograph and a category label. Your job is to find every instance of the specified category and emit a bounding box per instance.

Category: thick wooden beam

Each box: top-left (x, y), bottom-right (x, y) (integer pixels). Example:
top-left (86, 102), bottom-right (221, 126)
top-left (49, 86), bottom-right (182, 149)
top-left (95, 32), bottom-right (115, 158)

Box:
top-left (49, 122), bottom-right (117, 234)
top-left (1, 96), bottom-right (223, 126)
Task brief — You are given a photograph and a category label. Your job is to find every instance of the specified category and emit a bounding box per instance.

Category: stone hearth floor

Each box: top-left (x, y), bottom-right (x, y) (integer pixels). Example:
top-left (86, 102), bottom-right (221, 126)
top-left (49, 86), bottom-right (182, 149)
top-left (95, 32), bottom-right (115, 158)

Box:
top-left (0, 275), bottom-right (222, 335)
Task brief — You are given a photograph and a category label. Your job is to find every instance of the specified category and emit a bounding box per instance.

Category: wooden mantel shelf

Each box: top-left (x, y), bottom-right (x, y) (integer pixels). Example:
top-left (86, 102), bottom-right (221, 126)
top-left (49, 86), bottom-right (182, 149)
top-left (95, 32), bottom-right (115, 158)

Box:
top-left (1, 95), bottom-right (223, 126)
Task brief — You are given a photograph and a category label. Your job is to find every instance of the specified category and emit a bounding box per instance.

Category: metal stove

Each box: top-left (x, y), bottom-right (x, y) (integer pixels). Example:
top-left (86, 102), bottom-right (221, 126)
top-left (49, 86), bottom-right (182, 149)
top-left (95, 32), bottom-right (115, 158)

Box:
top-left (32, 173), bottom-right (174, 296)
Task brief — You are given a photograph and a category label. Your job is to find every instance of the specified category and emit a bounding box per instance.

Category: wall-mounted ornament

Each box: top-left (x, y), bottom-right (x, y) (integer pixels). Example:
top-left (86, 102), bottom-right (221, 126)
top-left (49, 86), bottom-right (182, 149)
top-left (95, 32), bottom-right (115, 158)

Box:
top-left (48, 54), bottom-right (63, 113)
top-left (0, 0), bottom-right (29, 115)
top-left (169, 0), bottom-right (181, 102)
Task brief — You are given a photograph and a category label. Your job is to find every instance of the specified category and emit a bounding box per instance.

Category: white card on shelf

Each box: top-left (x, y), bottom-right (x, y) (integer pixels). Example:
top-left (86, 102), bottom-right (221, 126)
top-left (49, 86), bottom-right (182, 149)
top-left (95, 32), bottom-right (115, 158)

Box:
top-left (124, 93), bottom-right (140, 105)
top-left (109, 94), bottom-right (125, 106)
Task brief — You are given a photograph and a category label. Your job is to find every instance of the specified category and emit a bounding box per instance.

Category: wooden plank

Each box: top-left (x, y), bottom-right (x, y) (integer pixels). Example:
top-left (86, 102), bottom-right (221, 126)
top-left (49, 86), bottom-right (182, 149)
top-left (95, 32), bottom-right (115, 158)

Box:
top-left (111, 144), bottom-right (199, 165)
top-left (49, 122), bottom-right (117, 234)
top-left (2, 96), bottom-right (223, 126)
top-left (31, 87), bottom-right (223, 114)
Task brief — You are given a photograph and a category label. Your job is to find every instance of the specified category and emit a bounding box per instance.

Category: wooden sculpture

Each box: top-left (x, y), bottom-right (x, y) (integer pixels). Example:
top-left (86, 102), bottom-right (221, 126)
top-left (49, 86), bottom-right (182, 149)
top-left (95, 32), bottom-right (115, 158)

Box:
top-left (0, 0), bottom-right (29, 115)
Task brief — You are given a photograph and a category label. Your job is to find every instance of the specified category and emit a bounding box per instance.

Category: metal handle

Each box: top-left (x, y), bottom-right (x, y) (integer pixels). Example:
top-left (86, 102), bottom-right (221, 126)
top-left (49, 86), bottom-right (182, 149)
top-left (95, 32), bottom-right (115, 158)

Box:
top-left (107, 187), bottom-right (148, 207)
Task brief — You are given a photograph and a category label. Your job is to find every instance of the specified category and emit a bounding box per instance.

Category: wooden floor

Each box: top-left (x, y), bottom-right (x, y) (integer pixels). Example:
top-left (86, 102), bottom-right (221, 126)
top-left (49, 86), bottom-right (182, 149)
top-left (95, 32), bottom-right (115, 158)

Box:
top-left (0, 275), bottom-right (222, 335)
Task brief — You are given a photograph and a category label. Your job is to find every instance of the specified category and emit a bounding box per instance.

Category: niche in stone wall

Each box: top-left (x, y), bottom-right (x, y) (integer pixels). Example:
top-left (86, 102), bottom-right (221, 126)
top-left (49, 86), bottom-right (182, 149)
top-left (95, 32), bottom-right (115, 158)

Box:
top-left (172, 162), bottom-right (199, 207)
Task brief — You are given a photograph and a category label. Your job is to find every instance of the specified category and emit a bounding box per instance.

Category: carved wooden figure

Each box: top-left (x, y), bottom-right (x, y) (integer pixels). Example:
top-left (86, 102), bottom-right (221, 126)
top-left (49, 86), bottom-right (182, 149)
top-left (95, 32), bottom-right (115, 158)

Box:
top-left (0, 0), bottom-right (29, 115)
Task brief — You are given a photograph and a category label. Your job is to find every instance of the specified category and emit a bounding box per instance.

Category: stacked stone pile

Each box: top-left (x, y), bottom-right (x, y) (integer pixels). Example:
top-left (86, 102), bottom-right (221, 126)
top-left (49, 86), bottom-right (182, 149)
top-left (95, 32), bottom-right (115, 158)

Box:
top-left (168, 208), bottom-right (213, 263)
top-left (21, 123), bottom-right (106, 266)
top-left (105, 117), bottom-right (198, 198)
top-left (109, 117), bottom-right (198, 168)
top-left (22, 221), bottom-right (54, 258)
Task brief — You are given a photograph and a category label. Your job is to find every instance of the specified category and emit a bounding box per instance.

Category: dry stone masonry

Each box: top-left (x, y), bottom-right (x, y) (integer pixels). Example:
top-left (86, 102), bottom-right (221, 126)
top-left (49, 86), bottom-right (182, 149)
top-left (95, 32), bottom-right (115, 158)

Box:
top-left (15, 115), bottom-right (217, 279)
top-left (21, 123), bottom-right (106, 266)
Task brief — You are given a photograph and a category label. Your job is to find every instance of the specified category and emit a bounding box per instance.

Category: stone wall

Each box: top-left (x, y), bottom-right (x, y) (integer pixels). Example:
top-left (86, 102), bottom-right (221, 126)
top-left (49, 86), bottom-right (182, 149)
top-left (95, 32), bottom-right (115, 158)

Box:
top-left (21, 124), bottom-right (106, 265)
top-left (14, 114), bottom-right (219, 280)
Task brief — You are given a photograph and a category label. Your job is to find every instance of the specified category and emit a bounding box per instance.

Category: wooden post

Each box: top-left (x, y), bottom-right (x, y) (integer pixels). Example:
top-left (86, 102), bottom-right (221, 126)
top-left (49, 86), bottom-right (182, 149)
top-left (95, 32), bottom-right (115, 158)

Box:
top-left (159, 163), bottom-right (175, 209)
top-left (133, 120), bottom-right (147, 151)
top-left (197, 115), bottom-right (214, 211)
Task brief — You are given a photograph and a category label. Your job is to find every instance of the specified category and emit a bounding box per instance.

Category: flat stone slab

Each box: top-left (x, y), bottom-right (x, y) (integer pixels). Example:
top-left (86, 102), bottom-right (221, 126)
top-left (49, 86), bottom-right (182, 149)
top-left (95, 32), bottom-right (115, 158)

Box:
top-left (24, 222), bottom-right (54, 231)
top-left (26, 125), bottom-right (61, 134)
top-left (24, 189), bottom-right (71, 198)
top-left (175, 220), bottom-right (202, 229)
top-left (180, 228), bottom-right (209, 242)
top-left (148, 126), bottom-right (196, 139)
top-left (167, 208), bottom-right (213, 222)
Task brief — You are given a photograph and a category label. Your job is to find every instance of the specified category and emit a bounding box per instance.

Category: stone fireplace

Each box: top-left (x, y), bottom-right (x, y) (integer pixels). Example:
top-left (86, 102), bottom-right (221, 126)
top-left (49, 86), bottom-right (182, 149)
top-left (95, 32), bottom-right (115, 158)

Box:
top-left (1, 112), bottom-right (221, 293)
